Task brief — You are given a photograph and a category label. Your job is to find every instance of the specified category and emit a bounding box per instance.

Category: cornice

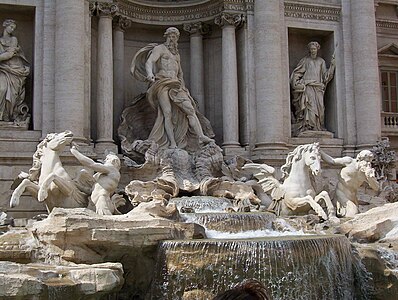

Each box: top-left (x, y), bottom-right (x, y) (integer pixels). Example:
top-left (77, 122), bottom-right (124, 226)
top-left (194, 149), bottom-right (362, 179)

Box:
top-left (114, 0), bottom-right (253, 25)
top-left (284, 1), bottom-right (341, 22)
top-left (376, 18), bottom-right (398, 29)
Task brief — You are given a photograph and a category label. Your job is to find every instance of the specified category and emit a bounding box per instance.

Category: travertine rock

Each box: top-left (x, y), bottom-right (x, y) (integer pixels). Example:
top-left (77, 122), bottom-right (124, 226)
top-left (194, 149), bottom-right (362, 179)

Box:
top-left (338, 202), bottom-right (398, 243)
top-left (0, 261), bottom-right (124, 299)
top-left (30, 207), bottom-right (201, 264)
top-left (338, 203), bottom-right (398, 300)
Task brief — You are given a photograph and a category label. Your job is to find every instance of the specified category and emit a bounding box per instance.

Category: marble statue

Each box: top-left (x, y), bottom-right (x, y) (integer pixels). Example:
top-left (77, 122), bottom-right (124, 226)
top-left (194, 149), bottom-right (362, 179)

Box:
top-left (0, 19), bottom-right (30, 124)
top-left (10, 131), bottom-right (90, 212)
top-left (120, 27), bottom-right (225, 204)
top-left (290, 41), bottom-right (335, 136)
top-left (320, 150), bottom-right (379, 217)
top-left (243, 143), bottom-right (338, 223)
top-left (70, 146), bottom-right (123, 215)
top-left (130, 27), bottom-right (213, 150)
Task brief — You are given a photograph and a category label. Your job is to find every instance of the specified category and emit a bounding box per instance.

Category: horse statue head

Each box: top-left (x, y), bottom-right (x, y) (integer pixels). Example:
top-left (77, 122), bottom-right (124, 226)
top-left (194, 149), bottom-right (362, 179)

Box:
top-left (28, 131), bottom-right (74, 181)
top-left (281, 142), bottom-right (321, 180)
top-left (44, 130), bottom-right (74, 151)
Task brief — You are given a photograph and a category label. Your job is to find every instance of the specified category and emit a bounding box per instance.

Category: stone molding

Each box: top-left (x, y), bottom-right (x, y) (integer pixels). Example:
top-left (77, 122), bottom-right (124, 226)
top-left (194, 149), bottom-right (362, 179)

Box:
top-left (214, 12), bottom-right (245, 28)
top-left (376, 18), bottom-right (398, 29)
top-left (113, 15), bottom-right (132, 31)
top-left (183, 21), bottom-right (211, 36)
top-left (284, 1), bottom-right (341, 22)
top-left (90, 1), bottom-right (119, 17)
top-left (114, 0), bottom-right (253, 25)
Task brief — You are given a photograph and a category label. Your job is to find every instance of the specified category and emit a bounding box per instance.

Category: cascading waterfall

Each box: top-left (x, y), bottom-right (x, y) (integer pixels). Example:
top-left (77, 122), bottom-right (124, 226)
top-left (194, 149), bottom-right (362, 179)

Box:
top-left (170, 196), bottom-right (234, 212)
top-left (151, 236), bottom-right (370, 299)
top-left (152, 196), bottom-right (373, 300)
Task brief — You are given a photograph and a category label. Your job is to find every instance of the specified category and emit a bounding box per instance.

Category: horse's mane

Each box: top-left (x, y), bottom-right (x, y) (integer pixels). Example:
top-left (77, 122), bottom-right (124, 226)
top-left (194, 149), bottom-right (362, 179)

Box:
top-left (280, 143), bottom-right (318, 180)
top-left (28, 133), bottom-right (56, 181)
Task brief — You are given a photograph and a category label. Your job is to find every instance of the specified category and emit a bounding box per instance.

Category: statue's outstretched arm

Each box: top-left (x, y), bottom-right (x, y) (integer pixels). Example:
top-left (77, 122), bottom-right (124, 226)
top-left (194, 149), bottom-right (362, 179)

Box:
top-left (71, 147), bottom-right (110, 174)
top-left (320, 150), bottom-right (351, 166)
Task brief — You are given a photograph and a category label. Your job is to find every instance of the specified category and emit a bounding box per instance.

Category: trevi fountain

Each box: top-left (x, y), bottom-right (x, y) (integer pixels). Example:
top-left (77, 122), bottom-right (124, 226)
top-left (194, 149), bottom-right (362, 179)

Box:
top-left (0, 0), bottom-right (398, 299)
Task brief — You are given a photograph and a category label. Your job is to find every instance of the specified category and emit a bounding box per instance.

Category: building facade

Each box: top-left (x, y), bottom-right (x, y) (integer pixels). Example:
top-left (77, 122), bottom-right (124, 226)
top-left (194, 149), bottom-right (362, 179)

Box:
top-left (0, 0), bottom-right (396, 215)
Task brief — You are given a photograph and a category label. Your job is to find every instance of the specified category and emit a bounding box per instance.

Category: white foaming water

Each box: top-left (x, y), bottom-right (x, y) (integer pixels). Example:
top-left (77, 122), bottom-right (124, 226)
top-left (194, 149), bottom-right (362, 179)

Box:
top-left (205, 228), bottom-right (310, 239)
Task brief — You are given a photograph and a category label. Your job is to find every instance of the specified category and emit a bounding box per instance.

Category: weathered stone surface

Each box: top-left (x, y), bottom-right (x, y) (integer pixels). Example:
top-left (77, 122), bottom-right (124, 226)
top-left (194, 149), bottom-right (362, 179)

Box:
top-left (353, 243), bottom-right (398, 300)
top-left (338, 203), bottom-right (398, 300)
top-left (338, 202), bottom-right (398, 243)
top-left (0, 261), bottom-right (123, 299)
top-left (30, 207), bottom-right (201, 264)
top-left (0, 228), bottom-right (37, 263)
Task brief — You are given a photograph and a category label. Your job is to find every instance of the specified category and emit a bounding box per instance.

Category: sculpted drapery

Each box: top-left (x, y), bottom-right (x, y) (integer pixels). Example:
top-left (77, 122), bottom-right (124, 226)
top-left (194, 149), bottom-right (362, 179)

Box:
top-left (130, 28), bottom-right (213, 152)
top-left (0, 19), bottom-right (30, 122)
top-left (290, 41), bottom-right (335, 136)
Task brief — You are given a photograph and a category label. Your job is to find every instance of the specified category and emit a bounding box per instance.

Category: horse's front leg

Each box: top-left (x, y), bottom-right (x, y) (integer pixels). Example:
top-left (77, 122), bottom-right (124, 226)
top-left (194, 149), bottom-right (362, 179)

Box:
top-left (285, 195), bottom-right (328, 220)
top-left (314, 191), bottom-right (339, 224)
top-left (10, 179), bottom-right (39, 208)
top-left (38, 173), bottom-right (76, 202)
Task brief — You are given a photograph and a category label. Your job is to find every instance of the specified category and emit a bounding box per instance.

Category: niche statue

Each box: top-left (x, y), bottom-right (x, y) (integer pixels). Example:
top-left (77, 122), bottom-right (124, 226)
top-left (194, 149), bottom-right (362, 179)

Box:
top-left (129, 26), bottom-right (213, 151)
top-left (0, 19), bottom-right (30, 125)
top-left (290, 41), bottom-right (335, 136)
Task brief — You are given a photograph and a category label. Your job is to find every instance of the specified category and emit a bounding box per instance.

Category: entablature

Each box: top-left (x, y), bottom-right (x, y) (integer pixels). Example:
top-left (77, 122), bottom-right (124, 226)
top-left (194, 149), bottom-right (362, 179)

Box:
top-left (107, 0), bottom-right (253, 25)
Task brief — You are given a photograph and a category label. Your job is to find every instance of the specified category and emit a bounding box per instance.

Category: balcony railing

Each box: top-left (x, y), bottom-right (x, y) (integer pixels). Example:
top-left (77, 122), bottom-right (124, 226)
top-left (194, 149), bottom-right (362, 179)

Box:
top-left (382, 112), bottom-right (398, 135)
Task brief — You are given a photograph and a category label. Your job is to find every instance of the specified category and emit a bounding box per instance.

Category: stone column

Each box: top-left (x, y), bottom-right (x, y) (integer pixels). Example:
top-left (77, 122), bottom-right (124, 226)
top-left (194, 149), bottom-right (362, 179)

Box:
top-left (113, 16), bottom-right (131, 142)
top-left (41, 0), bottom-right (56, 137)
top-left (237, 10), bottom-right (255, 147)
top-left (183, 22), bottom-right (210, 115)
top-left (351, 0), bottom-right (381, 148)
top-left (253, 0), bottom-right (287, 150)
top-left (92, 2), bottom-right (118, 153)
top-left (215, 13), bottom-right (243, 148)
top-left (33, 0), bottom-right (43, 131)
top-left (54, 0), bottom-right (86, 141)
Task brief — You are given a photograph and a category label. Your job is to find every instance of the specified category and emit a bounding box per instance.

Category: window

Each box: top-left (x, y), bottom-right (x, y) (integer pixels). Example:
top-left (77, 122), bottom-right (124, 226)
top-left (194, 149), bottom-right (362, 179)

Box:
top-left (381, 70), bottom-right (398, 112)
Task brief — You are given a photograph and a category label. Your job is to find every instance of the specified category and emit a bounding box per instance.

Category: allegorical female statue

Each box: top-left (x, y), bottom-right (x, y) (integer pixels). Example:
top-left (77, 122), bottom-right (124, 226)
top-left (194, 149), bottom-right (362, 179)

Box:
top-left (290, 41), bottom-right (335, 136)
top-left (0, 19), bottom-right (30, 123)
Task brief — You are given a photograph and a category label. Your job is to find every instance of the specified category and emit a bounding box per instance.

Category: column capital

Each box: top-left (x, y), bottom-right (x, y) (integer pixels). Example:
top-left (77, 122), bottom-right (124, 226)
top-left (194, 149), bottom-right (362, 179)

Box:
top-left (183, 22), bottom-right (211, 36)
top-left (89, 1), bottom-right (118, 17)
top-left (214, 12), bottom-right (245, 28)
top-left (113, 15), bottom-right (132, 32)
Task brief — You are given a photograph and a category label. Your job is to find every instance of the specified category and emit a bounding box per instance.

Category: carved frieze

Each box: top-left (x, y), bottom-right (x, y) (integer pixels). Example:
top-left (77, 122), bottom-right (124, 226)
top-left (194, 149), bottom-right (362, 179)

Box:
top-left (284, 1), bottom-right (341, 22)
top-left (376, 19), bottom-right (398, 29)
top-left (183, 21), bottom-right (211, 36)
top-left (90, 1), bottom-right (119, 17)
top-left (114, 0), bottom-right (252, 25)
top-left (214, 12), bottom-right (245, 28)
top-left (113, 15), bottom-right (132, 31)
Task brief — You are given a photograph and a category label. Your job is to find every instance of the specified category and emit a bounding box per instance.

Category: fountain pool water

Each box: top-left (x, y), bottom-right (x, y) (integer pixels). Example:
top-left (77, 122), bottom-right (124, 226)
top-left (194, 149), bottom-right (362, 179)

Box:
top-left (150, 197), bottom-right (372, 299)
top-left (151, 236), bottom-right (371, 299)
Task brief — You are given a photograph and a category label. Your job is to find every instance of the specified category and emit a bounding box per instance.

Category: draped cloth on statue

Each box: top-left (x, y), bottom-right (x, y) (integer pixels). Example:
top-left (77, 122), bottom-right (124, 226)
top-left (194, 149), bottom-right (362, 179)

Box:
top-left (290, 56), bottom-right (334, 135)
top-left (130, 43), bottom-right (214, 151)
top-left (0, 42), bottom-right (30, 121)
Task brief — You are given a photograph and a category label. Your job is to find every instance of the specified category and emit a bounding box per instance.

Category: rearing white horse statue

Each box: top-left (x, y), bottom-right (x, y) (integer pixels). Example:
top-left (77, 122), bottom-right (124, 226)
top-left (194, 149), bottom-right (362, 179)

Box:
top-left (10, 131), bottom-right (90, 212)
top-left (243, 143), bottom-right (338, 222)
